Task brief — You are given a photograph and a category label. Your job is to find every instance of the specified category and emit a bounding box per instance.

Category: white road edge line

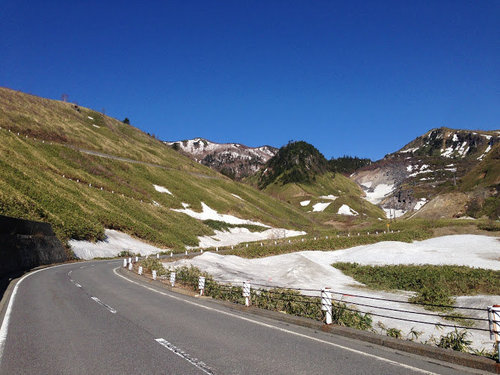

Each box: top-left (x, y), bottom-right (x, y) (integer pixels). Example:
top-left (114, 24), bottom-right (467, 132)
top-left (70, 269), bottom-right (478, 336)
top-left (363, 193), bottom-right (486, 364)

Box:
top-left (0, 263), bottom-right (76, 363)
top-left (90, 296), bottom-right (117, 314)
top-left (114, 267), bottom-right (439, 375)
top-left (155, 338), bottom-right (214, 375)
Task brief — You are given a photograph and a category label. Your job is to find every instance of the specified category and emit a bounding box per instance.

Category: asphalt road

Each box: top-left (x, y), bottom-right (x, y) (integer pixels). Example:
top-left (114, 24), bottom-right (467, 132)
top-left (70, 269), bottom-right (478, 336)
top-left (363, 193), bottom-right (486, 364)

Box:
top-left (0, 261), bottom-right (488, 374)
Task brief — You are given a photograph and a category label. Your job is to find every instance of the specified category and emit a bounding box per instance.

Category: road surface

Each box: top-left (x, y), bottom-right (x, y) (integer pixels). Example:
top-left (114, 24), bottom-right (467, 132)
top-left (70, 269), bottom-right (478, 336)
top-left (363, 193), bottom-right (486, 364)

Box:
top-left (0, 260), bottom-right (487, 374)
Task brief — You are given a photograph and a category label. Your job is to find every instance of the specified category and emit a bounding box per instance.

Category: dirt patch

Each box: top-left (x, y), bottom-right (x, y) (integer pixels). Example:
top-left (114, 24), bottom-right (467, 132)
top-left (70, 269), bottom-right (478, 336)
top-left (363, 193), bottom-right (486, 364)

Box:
top-left (432, 224), bottom-right (500, 237)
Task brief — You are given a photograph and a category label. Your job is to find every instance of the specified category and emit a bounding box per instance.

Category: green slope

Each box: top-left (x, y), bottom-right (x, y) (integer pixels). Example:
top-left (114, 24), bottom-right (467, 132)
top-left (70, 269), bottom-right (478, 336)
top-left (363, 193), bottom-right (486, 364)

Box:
top-left (0, 87), bottom-right (313, 250)
top-left (249, 141), bottom-right (384, 220)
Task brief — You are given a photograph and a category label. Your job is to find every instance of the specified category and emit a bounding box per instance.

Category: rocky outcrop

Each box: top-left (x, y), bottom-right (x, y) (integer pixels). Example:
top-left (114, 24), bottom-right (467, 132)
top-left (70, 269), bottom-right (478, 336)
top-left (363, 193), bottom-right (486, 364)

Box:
top-left (351, 127), bottom-right (500, 218)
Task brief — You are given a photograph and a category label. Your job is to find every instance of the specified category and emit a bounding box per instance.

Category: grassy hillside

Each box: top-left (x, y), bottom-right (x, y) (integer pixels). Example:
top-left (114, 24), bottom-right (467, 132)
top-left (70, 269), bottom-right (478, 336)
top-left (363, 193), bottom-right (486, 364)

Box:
top-left (0, 87), bottom-right (313, 250)
top-left (248, 141), bottom-right (385, 221)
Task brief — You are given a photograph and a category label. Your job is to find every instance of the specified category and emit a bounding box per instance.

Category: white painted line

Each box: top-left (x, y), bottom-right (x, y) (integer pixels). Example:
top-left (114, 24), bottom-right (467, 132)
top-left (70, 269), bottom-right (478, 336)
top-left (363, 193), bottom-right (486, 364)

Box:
top-left (114, 268), bottom-right (438, 375)
top-left (155, 338), bottom-right (213, 374)
top-left (74, 283), bottom-right (82, 288)
top-left (90, 297), bottom-right (117, 314)
top-left (0, 263), bottom-right (76, 363)
top-left (68, 271), bottom-right (72, 276)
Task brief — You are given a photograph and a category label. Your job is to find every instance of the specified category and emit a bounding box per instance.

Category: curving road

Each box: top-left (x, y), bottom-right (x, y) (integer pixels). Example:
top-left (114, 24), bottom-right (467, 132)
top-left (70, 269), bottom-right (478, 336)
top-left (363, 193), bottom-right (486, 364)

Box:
top-left (0, 261), bottom-right (486, 374)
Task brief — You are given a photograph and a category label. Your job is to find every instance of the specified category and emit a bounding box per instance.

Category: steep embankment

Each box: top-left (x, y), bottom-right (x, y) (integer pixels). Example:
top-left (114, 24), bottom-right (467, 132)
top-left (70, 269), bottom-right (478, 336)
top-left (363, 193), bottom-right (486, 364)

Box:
top-left (0, 87), bottom-right (312, 250)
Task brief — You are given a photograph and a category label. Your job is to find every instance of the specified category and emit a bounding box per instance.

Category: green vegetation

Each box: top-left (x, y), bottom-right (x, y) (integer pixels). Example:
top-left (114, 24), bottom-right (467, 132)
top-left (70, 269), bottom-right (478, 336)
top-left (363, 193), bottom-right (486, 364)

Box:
top-left (202, 220), bottom-right (267, 232)
top-left (0, 87), bottom-right (313, 249)
top-left (138, 258), bottom-right (167, 276)
top-left (332, 263), bottom-right (500, 310)
top-left (328, 155), bottom-right (371, 174)
top-left (162, 265), bottom-right (372, 330)
top-left (436, 328), bottom-right (472, 352)
top-left (257, 141), bottom-right (330, 188)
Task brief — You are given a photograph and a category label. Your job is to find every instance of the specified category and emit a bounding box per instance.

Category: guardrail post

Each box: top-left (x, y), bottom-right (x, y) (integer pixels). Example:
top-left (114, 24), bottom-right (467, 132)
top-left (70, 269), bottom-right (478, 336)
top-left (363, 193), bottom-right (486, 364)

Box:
top-left (488, 305), bottom-right (500, 362)
top-left (243, 281), bottom-right (251, 306)
top-left (138, 266), bottom-right (143, 275)
top-left (321, 288), bottom-right (333, 325)
top-left (216, 247), bottom-right (219, 252)
top-left (123, 259), bottom-right (127, 267)
top-left (128, 263), bottom-right (133, 271)
top-left (170, 272), bottom-right (176, 287)
top-left (170, 252), bottom-right (173, 258)
top-left (157, 253), bottom-right (160, 259)
top-left (152, 270), bottom-right (157, 280)
top-left (128, 257), bottom-right (132, 265)
top-left (198, 276), bottom-right (205, 296)
top-left (201, 249), bottom-right (203, 253)
top-left (135, 256), bottom-right (139, 262)
top-left (185, 250), bottom-right (188, 255)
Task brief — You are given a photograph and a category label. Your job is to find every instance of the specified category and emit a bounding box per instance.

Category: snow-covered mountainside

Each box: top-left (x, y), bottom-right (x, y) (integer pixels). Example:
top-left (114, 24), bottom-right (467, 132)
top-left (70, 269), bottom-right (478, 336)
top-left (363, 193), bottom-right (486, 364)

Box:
top-left (352, 127), bottom-right (499, 219)
top-left (165, 138), bottom-right (277, 179)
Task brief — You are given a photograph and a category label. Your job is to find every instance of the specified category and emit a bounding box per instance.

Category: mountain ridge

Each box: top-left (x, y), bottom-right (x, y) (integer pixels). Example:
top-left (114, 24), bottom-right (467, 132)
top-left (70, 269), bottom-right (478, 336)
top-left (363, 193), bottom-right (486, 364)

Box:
top-left (165, 137), bottom-right (277, 179)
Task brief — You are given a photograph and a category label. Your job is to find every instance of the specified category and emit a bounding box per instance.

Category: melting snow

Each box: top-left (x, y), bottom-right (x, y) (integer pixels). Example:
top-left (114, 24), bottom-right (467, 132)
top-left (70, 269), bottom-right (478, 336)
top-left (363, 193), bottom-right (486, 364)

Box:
top-left (383, 208), bottom-right (406, 218)
top-left (172, 202), bottom-right (270, 227)
top-left (153, 184), bottom-right (173, 195)
top-left (300, 200), bottom-right (311, 207)
top-left (363, 184), bottom-right (394, 204)
top-left (414, 198), bottom-right (427, 210)
top-left (231, 194), bottom-right (243, 200)
top-left (195, 227), bottom-right (306, 248)
top-left (319, 195), bottom-right (338, 201)
top-left (337, 204), bottom-right (358, 216)
top-left (70, 229), bottom-right (166, 259)
top-left (477, 145), bottom-right (492, 161)
top-left (312, 202), bottom-right (331, 212)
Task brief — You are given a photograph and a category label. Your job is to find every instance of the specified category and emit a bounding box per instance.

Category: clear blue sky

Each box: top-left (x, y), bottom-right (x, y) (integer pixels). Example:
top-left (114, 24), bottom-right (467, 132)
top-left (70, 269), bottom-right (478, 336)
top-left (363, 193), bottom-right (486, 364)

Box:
top-left (1, 1), bottom-right (498, 160)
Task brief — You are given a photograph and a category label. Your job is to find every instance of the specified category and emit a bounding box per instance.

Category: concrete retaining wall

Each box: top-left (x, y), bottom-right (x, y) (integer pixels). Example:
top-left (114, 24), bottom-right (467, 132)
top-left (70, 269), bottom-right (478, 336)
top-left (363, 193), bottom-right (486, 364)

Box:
top-left (0, 215), bottom-right (69, 278)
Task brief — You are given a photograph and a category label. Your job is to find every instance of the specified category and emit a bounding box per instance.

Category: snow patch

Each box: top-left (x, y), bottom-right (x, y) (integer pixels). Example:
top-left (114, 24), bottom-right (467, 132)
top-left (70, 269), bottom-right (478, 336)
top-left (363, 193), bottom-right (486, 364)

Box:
top-left (70, 229), bottom-right (166, 259)
top-left (231, 194), bottom-right (243, 200)
top-left (337, 204), bottom-right (358, 216)
top-left (363, 184), bottom-right (394, 204)
top-left (319, 195), bottom-right (338, 201)
top-left (172, 202), bottom-right (270, 227)
top-left (383, 208), bottom-right (406, 218)
top-left (300, 200), bottom-right (311, 207)
top-left (153, 184), bottom-right (173, 195)
top-left (414, 198), bottom-right (427, 210)
top-left (195, 227), bottom-right (306, 248)
top-left (312, 202), bottom-right (331, 212)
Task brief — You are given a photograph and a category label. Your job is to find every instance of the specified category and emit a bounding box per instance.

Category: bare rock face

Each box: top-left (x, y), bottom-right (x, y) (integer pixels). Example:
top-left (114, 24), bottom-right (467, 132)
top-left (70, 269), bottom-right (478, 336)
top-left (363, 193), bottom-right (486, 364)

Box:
top-left (351, 127), bottom-right (499, 218)
top-left (165, 138), bottom-right (277, 179)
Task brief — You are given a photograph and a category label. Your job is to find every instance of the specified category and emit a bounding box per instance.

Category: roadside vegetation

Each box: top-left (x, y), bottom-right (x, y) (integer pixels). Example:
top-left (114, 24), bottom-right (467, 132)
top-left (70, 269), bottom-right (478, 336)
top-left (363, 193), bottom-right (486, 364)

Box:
top-left (331, 263), bottom-right (500, 310)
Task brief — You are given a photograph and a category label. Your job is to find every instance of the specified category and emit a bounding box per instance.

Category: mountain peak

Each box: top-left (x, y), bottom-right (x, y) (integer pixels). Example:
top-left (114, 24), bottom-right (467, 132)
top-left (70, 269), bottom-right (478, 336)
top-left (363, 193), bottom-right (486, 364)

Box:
top-left (165, 138), bottom-right (278, 179)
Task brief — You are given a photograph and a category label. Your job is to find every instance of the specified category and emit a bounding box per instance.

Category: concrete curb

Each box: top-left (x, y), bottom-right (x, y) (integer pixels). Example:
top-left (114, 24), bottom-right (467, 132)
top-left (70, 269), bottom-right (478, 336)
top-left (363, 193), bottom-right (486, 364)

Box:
top-left (120, 266), bottom-right (500, 374)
